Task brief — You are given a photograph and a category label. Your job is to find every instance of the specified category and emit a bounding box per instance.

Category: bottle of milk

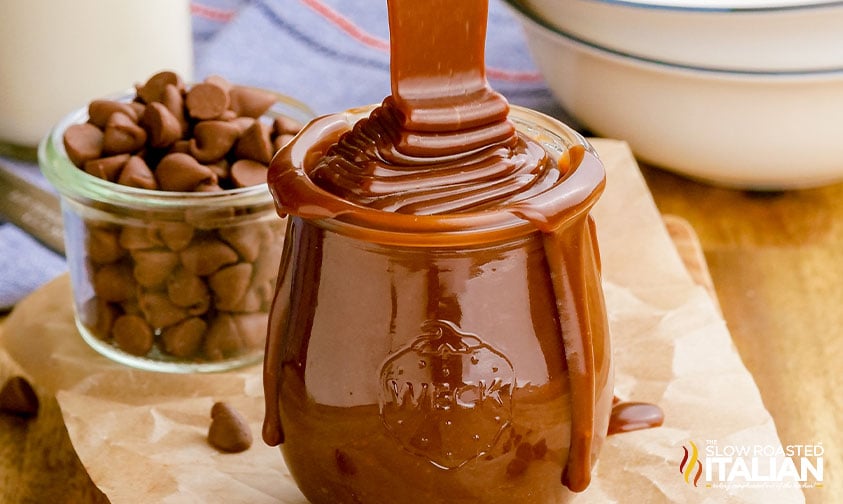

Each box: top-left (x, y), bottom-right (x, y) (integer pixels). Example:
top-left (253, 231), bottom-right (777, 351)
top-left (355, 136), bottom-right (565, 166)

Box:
top-left (0, 0), bottom-right (194, 154)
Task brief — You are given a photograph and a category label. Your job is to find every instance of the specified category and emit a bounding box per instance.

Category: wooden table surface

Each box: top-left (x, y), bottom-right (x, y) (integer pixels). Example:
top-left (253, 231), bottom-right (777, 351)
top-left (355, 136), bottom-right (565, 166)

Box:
top-left (641, 165), bottom-right (841, 504)
top-left (1, 163), bottom-right (840, 503)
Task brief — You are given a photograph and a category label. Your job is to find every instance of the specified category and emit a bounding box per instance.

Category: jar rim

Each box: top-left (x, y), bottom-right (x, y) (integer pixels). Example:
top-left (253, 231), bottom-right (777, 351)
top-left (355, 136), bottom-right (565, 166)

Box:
top-left (272, 105), bottom-right (606, 246)
top-left (38, 89), bottom-right (315, 212)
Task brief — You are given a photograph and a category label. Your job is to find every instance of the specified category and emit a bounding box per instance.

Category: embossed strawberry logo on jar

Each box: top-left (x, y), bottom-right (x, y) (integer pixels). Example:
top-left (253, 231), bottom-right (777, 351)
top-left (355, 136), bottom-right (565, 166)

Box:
top-left (379, 319), bottom-right (515, 469)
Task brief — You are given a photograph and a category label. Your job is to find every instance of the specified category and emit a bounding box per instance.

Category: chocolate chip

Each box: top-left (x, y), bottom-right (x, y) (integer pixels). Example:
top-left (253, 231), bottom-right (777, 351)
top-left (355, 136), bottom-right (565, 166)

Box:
top-left (142, 102), bottom-right (183, 149)
top-left (88, 100), bottom-right (139, 129)
top-left (273, 115), bottom-right (304, 136)
top-left (230, 312), bottom-right (268, 349)
top-left (0, 376), bottom-right (39, 418)
top-left (231, 288), bottom-right (264, 312)
top-left (254, 280), bottom-right (275, 307)
top-left (92, 263), bottom-right (137, 303)
top-left (229, 86), bottom-right (277, 118)
top-left (234, 121), bottom-right (274, 164)
top-left (136, 70), bottom-right (184, 104)
top-left (203, 314), bottom-right (245, 360)
top-left (158, 222), bottom-right (194, 251)
top-left (120, 300), bottom-right (142, 318)
top-left (64, 123), bottom-right (104, 167)
top-left (138, 291), bottom-right (189, 329)
top-left (80, 297), bottom-right (119, 340)
top-left (230, 116), bottom-right (256, 134)
top-left (207, 402), bottom-right (252, 453)
top-left (209, 263), bottom-right (253, 311)
top-left (128, 102), bottom-right (147, 118)
top-left (102, 112), bottom-right (147, 155)
top-left (219, 225), bottom-right (264, 263)
top-left (119, 224), bottom-right (163, 250)
top-left (179, 238), bottom-right (239, 276)
top-left (185, 82), bottom-right (230, 120)
top-left (117, 155), bottom-right (158, 189)
top-left (156, 153), bottom-right (218, 192)
top-left (112, 314), bottom-right (154, 356)
top-left (161, 83), bottom-right (189, 134)
top-left (253, 230), bottom-right (284, 282)
top-left (86, 225), bottom-right (127, 264)
top-left (161, 317), bottom-right (207, 358)
top-left (208, 159), bottom-right (230, 180)
top-left (84, 154), bottom-right (130, 182)
top-left (189, 120), bottom-right (240, 163)
top-left (204, 75), bottom-right (233, 92)
top-left (169, 139), bottom-right (191, 155)
top-left (132, 249), bottom-right (180, 288)
top-left (167, 268), bottom-right (211, 312)
top-left (230, 159), bottom-right (268, 188)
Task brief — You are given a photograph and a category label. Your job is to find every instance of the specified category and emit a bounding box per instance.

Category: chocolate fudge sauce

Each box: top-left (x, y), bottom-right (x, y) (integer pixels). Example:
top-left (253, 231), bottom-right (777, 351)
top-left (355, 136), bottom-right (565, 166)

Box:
top-left (264, 0), bottom-right (660, 501)
top-left (609, 399), bottom-right (665, 436)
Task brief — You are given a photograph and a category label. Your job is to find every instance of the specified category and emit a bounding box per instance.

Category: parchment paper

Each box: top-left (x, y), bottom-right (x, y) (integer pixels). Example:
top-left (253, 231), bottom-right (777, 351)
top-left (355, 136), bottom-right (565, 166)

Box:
top-left (1, 139), bottom-right (804, 503)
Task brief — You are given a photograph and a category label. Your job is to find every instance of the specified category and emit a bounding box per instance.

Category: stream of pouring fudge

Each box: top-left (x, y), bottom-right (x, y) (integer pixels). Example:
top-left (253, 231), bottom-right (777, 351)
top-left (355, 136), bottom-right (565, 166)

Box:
top-left (264, 0), bottom-right (662, 496)
top-left (305, 9), bottom-right (550, 215)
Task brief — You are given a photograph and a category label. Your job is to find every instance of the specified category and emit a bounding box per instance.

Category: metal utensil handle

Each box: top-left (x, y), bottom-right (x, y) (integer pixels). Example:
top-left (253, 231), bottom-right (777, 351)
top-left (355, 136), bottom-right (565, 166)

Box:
top-left (0, 162), bottom-right (65, 255)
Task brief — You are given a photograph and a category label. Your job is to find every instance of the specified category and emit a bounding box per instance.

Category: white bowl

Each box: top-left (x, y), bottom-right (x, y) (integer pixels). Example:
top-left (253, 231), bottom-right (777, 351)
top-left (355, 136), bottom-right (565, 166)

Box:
top-left (506, 1), bottom-right (843, 189)
top-left (515, 0), bottom-right (843, 73)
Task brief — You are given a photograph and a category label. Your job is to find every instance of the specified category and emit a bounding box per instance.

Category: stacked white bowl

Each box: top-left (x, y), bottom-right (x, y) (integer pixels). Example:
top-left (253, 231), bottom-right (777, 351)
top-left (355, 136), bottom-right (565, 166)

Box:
top-left (505, 0), bottom-right (843, 189)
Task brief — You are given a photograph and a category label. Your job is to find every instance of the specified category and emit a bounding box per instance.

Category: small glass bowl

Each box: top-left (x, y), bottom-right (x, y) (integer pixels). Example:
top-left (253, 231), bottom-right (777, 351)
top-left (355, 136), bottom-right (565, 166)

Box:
top-left (39, 92), bottom-right (313, 373)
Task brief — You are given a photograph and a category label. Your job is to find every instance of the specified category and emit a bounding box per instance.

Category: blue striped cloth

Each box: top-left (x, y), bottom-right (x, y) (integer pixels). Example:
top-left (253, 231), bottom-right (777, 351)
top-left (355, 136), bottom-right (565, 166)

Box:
top-left (1, 0), bottom-right (560, 309)
top-left (192, 0), bottom-right (561, 116)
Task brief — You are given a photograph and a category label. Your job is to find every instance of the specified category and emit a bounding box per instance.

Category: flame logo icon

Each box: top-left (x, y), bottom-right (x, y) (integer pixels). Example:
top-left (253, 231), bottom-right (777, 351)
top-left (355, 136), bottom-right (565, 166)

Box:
top-left (680, 441), bottom-right (703, 487)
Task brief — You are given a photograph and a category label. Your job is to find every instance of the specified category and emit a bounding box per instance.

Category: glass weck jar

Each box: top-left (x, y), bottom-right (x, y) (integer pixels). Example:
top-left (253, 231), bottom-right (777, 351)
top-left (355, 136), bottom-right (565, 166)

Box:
top-left (262, 105), bottom-right (614, 503)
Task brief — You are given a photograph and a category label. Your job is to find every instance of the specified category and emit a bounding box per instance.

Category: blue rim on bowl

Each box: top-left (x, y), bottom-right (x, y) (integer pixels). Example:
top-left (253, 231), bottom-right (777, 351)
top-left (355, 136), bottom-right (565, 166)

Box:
top-left (576, 0), bottom-right (843, 13)
top-left (504, 0), bottom-right (843, 76)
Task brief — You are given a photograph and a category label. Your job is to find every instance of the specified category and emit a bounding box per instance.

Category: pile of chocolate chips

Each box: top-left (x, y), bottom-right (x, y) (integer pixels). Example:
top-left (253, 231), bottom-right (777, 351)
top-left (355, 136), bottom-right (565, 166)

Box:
top-left (57, 71), bottom-right (306, 361)
top-left (62, 71), bottom-right (303, 191)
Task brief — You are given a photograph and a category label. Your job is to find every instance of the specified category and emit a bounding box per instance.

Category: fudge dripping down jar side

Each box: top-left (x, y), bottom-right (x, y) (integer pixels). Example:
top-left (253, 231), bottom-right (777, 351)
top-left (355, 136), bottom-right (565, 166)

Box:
top-left (262, 105), bottom-right (614, 504)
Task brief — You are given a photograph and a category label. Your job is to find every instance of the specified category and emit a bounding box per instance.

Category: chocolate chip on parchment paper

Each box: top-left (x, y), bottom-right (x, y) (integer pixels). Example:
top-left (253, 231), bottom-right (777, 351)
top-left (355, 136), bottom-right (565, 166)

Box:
top-left (207, 401), bottom-right (253, 453)
top-left (0, 376), bottom-right (40, 418)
